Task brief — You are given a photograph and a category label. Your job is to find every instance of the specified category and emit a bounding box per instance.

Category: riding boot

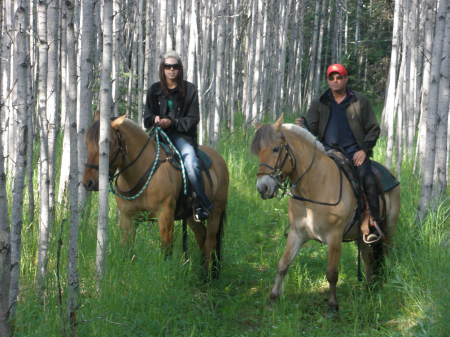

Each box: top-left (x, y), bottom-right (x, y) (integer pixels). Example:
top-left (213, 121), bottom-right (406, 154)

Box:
top-left (191, 171), bottom-right (213, 222)
top-left (364, 177), bottom-right (383, 243)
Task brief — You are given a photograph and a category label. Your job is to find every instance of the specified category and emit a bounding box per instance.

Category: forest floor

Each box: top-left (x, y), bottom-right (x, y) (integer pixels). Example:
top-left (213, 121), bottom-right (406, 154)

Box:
top-left (14, 121), bottom-right (449, 337)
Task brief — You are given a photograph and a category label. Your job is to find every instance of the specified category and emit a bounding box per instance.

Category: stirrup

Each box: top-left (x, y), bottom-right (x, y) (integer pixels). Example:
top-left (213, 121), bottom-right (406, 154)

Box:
top-left (193, 207), bottom-right (209, 222)
top-left (362, 221), bottom-right (384, 244)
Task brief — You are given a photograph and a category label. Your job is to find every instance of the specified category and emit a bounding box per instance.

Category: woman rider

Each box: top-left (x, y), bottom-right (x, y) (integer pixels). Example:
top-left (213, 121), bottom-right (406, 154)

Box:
top-left (143, 51), bottom-right (212, 221)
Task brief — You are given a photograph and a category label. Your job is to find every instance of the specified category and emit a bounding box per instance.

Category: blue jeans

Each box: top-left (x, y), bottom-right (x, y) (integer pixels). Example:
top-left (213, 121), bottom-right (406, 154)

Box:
top-left (171, 135), bottom-right (212, 210)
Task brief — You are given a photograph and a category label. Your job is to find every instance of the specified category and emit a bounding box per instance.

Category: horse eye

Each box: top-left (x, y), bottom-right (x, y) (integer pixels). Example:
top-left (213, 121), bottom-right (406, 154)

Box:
top-left (273, 146), bottom-right (280, 153)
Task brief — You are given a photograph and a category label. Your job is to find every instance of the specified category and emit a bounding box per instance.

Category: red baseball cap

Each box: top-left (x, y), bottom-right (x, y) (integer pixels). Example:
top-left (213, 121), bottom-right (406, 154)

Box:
top-left (326, 64), bottom-right (348, 77)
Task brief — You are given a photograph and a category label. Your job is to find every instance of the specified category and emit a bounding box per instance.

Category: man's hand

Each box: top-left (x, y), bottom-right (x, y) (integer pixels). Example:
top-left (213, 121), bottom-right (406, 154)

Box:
top-left (295, 117), bottom-right (305, 127)
top-left (353, 150), bottom-right (367, 167)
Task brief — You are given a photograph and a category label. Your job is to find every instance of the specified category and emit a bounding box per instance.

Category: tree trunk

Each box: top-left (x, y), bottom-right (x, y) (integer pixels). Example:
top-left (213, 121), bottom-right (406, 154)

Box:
top-left (418, 0), bottom-right (447, 217)
top-left (36, 0), bottom-right (51, 294)
top-left (78, 0), bottom-right (96, 207)
top-left (431, 4), bottom-right (449, 201)
top-left (65, 0), bottom-right (80, 334)
top-left (9, 0), bottom-right (30, 318)
top-left (97, 0), bottom-right (113, 285)
top-left (0, 35), bottom-right (11, 335)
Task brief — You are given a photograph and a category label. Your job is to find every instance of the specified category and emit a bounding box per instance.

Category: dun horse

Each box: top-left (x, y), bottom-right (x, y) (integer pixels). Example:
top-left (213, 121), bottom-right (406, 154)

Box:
top-left (82, 115), bottom-right (229, 277)
top-left (251, 116), bottom-right (400, 311)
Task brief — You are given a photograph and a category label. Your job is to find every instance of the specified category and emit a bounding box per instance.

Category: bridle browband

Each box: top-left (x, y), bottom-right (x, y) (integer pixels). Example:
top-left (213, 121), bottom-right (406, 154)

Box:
top-left (257, 138), bottom-right (343, 206)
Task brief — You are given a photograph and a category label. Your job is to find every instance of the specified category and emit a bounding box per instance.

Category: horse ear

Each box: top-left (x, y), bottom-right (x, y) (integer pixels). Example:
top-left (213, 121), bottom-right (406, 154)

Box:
top-left (111, 114), bottom-right (127, 129)
top-left (273, 113), bottom-right (284, 131)
top-left (93, 110), bottom-right (100, 121)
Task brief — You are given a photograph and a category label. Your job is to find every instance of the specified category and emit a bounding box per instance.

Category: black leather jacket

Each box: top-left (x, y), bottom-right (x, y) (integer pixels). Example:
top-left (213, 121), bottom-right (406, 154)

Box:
top-left (144, 80), bottom-right (199, 145)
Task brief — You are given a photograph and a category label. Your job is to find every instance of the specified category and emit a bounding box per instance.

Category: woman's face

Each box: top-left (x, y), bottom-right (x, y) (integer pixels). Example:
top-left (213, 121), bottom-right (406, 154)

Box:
top-left (163, 57), bottom-right (181, 82)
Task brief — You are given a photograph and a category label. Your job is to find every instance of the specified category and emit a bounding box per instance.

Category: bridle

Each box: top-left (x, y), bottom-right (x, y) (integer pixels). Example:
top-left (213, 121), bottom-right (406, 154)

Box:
top-left (257, 138), bottom-right (343, 206)
top-left (257, 141), bottom-right (296, 187)
top-left (84, 129), bottom-right (127, 178)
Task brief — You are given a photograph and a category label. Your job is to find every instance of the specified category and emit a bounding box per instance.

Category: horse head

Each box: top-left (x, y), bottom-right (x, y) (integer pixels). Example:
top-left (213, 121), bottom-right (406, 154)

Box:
top-left (251, 115), bottom-right (295, 199)
top-left (82, 115), bottom-right (127, 191)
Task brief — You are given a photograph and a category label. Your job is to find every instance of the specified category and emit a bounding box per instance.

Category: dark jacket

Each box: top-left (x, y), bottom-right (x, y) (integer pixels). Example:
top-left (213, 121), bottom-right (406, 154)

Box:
top-left (144, 80), bottom-right (200, 145)
top-left (306, 89), bottom-right (380, 157)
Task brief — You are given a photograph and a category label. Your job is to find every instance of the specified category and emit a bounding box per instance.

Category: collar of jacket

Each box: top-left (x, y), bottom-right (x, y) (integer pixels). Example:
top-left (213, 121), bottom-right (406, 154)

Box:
top-left (153, 82), bottom-right (180, 96)
top-left (319, 88), bottom-right (357, 105)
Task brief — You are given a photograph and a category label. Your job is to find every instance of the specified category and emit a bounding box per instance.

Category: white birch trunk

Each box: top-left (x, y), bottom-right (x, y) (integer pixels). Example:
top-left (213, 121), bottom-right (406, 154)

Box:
top-left (251, 0), bottom-right (263, 122)
top-left (431, 5), bottom-right (449, 200)
top-left (137, 0), bottom-right (145, 126)
top-left (212, 0), bottom-right (226, 143)
top-left (160, 0), bottom-right (167, 53)
top-left (46, 0), bottom-right (58, 218)
top-left (415, 0), bottom-right (437, 171)
top-left (306, 0), bottom-right (321, 106)
top-left (97, 0), bottom-right (113, 284)
top-left (0, 31), bottom-right (11, 333)
top-left (9, 0), bottom-right (30, 316)
top-left (78, 0), bottom-right (96, 207)
top-left (382, 0), bottom-right (401, 131)
top-left (418, 0), bottom-right (447, 216)
top-left (66, 0), bottom-right (80, 333)
top-left (36, 0), bottom-right (50, 293)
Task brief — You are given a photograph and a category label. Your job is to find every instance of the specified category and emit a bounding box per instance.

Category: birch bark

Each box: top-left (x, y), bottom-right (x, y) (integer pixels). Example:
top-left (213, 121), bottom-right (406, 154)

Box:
top-left (97, 0), bottom-right (113, 283)
top-left (9, 0), bottom-right (30, 317)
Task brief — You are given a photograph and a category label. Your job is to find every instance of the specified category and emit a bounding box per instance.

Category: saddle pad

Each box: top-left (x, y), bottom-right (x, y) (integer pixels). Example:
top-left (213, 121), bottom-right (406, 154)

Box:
top-left (370, 161), bottom-right (400, 192)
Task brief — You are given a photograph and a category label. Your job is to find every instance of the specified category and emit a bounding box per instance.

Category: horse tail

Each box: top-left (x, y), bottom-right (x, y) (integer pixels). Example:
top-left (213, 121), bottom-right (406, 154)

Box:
top-left (182, 219), bottom-right (188, 261)
top-left (216, 210), bottom-right (226, 262)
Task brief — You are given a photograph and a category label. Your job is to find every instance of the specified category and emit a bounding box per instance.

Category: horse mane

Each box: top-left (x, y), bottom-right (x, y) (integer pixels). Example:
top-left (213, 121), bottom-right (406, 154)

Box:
top-left (86, 117), bottom-right (147, 150)
top-left (86, 120), bottom-right (101, 148)
top-left (251, 123), bottom-right (325, 154)
top-left (282, 123), bottom-right (325, 153)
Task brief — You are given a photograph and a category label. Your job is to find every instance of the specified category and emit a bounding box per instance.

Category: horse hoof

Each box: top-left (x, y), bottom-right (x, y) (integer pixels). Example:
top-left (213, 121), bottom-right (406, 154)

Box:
top-left (269, 292), bottom-right (279, 302)
top-left (327, 304), bottom-right (339, 318)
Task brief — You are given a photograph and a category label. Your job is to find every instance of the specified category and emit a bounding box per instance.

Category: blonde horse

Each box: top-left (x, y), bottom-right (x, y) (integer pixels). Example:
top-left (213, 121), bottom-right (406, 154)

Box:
top-left (251, 115), bottom-right (400, 311)
top-left (82, 115), bottom-right (229, 278)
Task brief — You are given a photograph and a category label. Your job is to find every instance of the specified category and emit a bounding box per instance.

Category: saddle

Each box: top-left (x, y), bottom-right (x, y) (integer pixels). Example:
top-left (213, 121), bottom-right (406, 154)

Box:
top-left (159, 140), bottom-right (213, 221)
top-left (326, 149), bottom-right (399, 242)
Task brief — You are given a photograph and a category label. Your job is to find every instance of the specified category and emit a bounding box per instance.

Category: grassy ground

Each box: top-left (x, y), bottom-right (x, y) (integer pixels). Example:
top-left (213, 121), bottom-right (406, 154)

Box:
top-left (13, 123), bottom-right (449, 337)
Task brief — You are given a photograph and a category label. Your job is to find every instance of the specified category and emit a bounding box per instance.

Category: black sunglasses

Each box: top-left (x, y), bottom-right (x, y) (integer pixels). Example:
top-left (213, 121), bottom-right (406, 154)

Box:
top-left (163, 63), bottom-right (181, 70)
top-left (328, 74), bottom-right (346, 81)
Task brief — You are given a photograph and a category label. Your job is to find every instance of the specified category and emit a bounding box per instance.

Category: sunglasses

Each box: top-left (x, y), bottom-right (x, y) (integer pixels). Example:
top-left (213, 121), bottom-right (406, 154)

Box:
top-left (327, 74), bottom-right (346, 81)
top-left (163, 63), bottom-right (181, 70)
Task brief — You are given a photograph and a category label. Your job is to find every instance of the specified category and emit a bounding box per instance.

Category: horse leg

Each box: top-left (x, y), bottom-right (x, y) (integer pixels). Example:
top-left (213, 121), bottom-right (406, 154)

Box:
top-left (187, 218), bottom-right (206, 253)
top-left (357, 240), bottom-right (375, 282)
top-left (270, 228), bottom-right (305, 301)
top-left (158, 206), bottom-right (175, 257)
top-left (326, 238), bottom-right (342, 312)
top-left (119, 211), bottom-right (136, 247)
top-left (204, 210), bottom-right (225, 279)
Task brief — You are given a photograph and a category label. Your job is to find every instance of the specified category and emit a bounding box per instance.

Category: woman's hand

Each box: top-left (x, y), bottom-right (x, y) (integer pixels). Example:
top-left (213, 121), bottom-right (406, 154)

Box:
top-left (159, 118), bottom-right (172, 129)
top-left (154, 116), bottom-right (171, 129)
top-left (353, 150), bottom-right (367, 167)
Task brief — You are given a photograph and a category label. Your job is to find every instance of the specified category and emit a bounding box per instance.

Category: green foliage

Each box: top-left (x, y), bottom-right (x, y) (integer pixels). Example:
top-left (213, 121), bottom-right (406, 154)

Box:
top-left (13, 128), bottom-right (449, 337)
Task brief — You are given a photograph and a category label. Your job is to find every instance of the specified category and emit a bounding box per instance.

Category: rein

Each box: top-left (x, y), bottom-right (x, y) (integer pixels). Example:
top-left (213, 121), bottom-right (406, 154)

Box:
top-left (259, 138), bottom-right (344, 206)
top-left (109, 126), bottom-right (188, 200)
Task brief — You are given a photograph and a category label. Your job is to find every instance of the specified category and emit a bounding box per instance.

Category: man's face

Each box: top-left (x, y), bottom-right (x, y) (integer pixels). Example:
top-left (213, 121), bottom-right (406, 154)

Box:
top-left (327, 72), bottom-right (348, 92)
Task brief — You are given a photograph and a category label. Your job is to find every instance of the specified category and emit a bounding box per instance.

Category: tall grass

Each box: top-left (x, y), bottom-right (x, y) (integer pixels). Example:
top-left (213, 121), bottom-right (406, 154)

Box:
top-left (12, 122), bottom-right (449, 337)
